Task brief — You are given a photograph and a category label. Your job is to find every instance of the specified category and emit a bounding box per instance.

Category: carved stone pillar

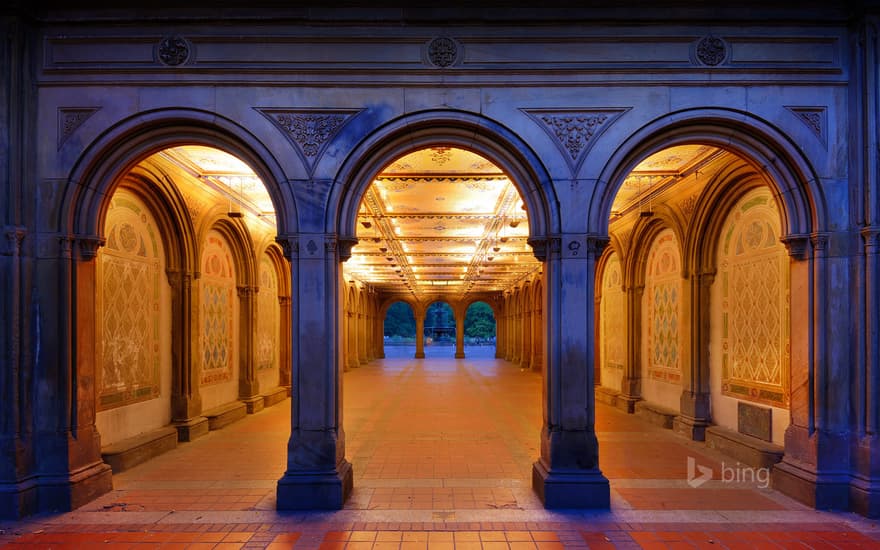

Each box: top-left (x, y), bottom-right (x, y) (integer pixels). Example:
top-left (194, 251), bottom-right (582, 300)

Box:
top-left (674, 271), bottom-right (713, 441)
top-left (358, 310), bottom-right (368, 364)
top-left (346, 309), bottom-right (359, 370)
top-left (414, 312), bottom-right (426, 359)
top-left (531, 235), bottom-right (610, 508)
top-left (167, 269), bottom-right (207, 441)
top-left (31, 235), bottom-right (112, 515)
top-left (276, 234), bottom-right (352, 510)
top-left (531, 290), bottom-right (544, 372)
top-left (1, 227), bottom-right (34, 518)
top-left (495, 305), bottom-right (505, 359)
top-left (618, 284), bottom-right (643, 413)
top-left (520, 302), bottom-right (532, 370)
top-left (278, 296), bottom-right (292, 395)
top-left (237, 285), bottom-right (262, 413)
top-left (454, 309), bottom-right (466, 359)
top-left (773, 234), bottom-right (850, 511)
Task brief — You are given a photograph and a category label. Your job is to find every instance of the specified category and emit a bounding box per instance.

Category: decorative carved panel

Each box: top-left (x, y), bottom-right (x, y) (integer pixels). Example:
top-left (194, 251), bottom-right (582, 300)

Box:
top-left (201, 230), bottom-right (235, 385)
top-left (601, 254), bottom-right (625, 385)
top-left (719, 189), bottom-right (790, 408)
top-left (646, 229), bottom-right (681, 384)
top-left (523, 109), bottom-right (628, 174)
top-left (255, 108), bottom-right (361, 173)
top-left (57, 107), bottom-right (100, 149)
top-left (257, 256), bottom-right (279, 371)
top-left (98, 192), bottom-right (162, 410)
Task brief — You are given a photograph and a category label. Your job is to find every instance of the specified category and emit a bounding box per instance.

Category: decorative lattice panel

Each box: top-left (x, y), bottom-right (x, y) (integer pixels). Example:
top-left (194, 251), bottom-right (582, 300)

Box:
top-left (601, 254), bottom-right (625, 378)
top-left (201, 231), bottom-right (235, 385)
top-left (98, 192), bottom-right (161, 410)
top-left (720, 190), bottom-right (790, 408)
top-left (646, 230), bottom-right (681, 384)
top-left (257, 256), bottom-right (278, 371)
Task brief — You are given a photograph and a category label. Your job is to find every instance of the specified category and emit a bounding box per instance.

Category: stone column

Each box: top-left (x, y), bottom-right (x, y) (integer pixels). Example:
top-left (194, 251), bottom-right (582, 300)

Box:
top-left (454, 308), bottom-right (466, 359)
top-left (531, 289), bottom-right (544, 372)
top-left (167, 270), bottom-right (207, 441)
top-left (773, 234), bottom-right (850, 511)
top-left (510, 308), bottom-right (521, 364)
top-left (414, 311), bottom-right (426, 359)
top-left (855, 227), bottom-right (880, 516)
top-left (276, 234), bottom-right (352, 510)
top-left (618, 284), bottom-right (643, 413)
top-left (593, 293), bottom-right (601, 385)
top-left (376, 305), bottom-right (386, 359)
top-left (495, 304), bottom-right (505, 359)
top-left (531, 235), bottom-right (610, 508)
top-left (1, 227), bottom-right (33, 518)
top-left (31, 236), bottom-right (112, 514)
top-left (674, 271), bottom-right (713, 441)
top-left (346, 308), bottom-right (359, 370)
top-left (520, 299), bottom-right (532, 370)
top-left (238, 285), bottom-right (262, 413)
top-left (279, 296), bottom-right (292, 395)
top-left (358, 308), bottom-right (368, 364)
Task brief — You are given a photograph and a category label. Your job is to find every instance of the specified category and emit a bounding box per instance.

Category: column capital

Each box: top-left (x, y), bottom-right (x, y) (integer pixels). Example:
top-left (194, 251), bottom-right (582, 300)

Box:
top-left (276, 234), bottom-right (299, 260)
top-left (77, 235), bottom-right (106, 261)
top-left (2, 225), bottom-right (26, 256)
top-left (237, 285), bottom-right (259, 298)
top-left (781, 234), bottom-right (810, 260)
top-left (862, 226), bottom-right (880, 253)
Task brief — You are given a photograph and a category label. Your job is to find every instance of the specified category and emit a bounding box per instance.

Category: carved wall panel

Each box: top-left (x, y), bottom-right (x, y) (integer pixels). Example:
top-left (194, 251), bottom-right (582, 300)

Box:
top-left (257, 255), bottom-right (279, 372)
top-left (201, 230), bottom-right (236, 386)
top-left (97, 192), bottom-right (163, 411)
top-left (646, 229), bottom-right (681, 385)
top-left (600, 253), bottom-right (625, 391)
top-left (719, 190), bottom-right (790, 408)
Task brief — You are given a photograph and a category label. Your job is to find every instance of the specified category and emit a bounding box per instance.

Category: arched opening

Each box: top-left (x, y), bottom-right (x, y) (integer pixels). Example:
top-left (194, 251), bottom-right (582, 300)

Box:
top-left (423, 301), bottom-right (455, 355)
top-left (464, 301), bottom-right (497, 355)
top-left (595, 141), bottom-right (805, 509)
top-left (382, 301), bottom-right (416, 357)
top-left (92, 144), bottom-right (291, 474)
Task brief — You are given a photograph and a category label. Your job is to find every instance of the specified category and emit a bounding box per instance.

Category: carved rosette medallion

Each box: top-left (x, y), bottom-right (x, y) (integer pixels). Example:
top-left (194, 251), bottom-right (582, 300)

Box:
top-left (157, 35), bottom-right (191, 66)
top-left (426, 37), bottom-right (460, 68)
top-left (695, 36), bottom-right (727, 66)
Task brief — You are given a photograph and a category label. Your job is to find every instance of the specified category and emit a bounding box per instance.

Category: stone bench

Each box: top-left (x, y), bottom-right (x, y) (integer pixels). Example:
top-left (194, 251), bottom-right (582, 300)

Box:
top-left (262, 387), bottom-right (288, 408)
top-left (635, 401), bottom-right (677, 429)
top-left (595, 386), bottom-right (619, 407)
top-left (203, 401), bottom-right (247, 431)
top-left (706, 425), bottom-right (784, 470)
top-left (101, 425), bottom-right (178, 473)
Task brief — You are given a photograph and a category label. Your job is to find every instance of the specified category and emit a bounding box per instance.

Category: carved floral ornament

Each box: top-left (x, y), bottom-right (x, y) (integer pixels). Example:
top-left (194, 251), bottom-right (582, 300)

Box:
top-left (157, 35), bottom-right (191, 66)
top-left (426, 37), bottom-right (461, 68)
top-left (695, 36), bottom-right (727, 66)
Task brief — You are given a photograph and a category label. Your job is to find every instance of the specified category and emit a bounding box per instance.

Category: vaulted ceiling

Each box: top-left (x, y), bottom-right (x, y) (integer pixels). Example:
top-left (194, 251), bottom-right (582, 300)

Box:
top-left (158, 143), bottom-right (725, 302)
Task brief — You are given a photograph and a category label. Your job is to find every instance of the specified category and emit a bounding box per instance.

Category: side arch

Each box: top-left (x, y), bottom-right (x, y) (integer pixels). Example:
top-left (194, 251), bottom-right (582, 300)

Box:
top-left (61, 107), bottom-right (297, 240)
top-left (592, 108), bottom-right (824, 240)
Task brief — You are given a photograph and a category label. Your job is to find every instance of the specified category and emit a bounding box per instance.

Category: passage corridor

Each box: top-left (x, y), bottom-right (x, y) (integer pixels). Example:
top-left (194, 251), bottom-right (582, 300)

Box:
top-left (1, 350), bottom-right (878, 548)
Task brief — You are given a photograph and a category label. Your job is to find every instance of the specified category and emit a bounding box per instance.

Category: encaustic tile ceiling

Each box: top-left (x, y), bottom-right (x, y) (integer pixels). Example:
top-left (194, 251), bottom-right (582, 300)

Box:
top-left (161, 143), bottom-right (721, 300)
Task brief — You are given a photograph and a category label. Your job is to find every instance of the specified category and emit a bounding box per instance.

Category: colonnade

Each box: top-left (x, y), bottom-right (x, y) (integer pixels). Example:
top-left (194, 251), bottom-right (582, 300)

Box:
top-left (495, 276), bottom-right (544, 371)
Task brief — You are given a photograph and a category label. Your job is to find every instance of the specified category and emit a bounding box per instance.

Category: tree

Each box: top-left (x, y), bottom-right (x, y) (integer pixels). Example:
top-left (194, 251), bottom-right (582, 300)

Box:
top-left (384, 301), bottom-right (415, 337)
top-left (464, 301), bottom-right (496, 339)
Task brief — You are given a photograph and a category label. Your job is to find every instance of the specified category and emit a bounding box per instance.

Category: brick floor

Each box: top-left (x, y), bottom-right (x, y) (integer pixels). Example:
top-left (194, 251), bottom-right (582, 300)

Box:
top-left (1, 347), bottom-right (878, 549)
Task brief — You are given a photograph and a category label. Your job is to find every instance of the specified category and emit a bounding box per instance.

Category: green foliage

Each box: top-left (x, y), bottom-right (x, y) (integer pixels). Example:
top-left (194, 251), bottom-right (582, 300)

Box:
top-left (383, 301), bottom-right (415, 337)
top-left (464, 301), bottom-right (496, 339)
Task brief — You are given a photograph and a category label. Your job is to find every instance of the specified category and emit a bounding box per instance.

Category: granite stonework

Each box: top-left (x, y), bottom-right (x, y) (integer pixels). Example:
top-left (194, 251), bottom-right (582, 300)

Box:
top-left (1, 3), bottom-right (879, 519)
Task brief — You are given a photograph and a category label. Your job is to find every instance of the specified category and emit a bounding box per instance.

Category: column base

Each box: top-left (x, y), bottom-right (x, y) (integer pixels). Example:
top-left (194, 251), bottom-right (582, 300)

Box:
top-left (850, 475), bottom-right (880, 518)
top-left (36, 461), bottom-right (113, 513)
top-left (455, 352), bottom-right (465, 358)
top-left (673, 415), bottom-right (710, 441)
top-left (616, 395), bottom-right (641, 414)
top-left (531, 459), bottom-right (610, 509)
top-left (173, 417), bottom-right (209, 442)
top-left (772, 458), bottom-right (849, 511)
top-left (0, 476), bottom-right (38, 519)
top-left (414, 352), bottom-right (425, 359)
top-left (242, 396), bottom-right (265, 414)
top-left (276, 459), bottom-right (353, 510)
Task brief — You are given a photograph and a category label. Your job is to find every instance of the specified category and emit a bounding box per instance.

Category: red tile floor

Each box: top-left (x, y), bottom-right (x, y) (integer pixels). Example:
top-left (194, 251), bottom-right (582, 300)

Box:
top-left (2, 346), bottom-right (879, 548)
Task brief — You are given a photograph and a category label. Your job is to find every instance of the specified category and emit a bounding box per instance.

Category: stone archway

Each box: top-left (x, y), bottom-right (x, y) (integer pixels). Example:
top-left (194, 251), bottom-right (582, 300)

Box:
top-left (591, 109), bottom-right (840, 509)
top-left (276, 109), bottom-right (610, 510)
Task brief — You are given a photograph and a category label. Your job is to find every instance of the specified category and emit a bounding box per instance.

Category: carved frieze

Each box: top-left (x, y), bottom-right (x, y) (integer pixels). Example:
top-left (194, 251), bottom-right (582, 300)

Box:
top-left (256, 109), bottom-right (360, 174)
top-left (523, 109), bottom-right (628, 174)
top-left (57, 108), bottom-right (100, 149)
